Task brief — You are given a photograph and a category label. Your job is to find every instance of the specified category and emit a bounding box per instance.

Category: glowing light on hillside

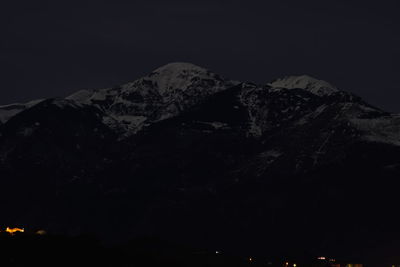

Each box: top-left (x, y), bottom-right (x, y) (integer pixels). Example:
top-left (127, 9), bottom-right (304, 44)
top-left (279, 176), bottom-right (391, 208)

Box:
top-left (5, 227), bottom-right (24, 235)
top-left (318, 257), bottom-right (326, 260)
top-left (36, 230), bottom-right (47, 235)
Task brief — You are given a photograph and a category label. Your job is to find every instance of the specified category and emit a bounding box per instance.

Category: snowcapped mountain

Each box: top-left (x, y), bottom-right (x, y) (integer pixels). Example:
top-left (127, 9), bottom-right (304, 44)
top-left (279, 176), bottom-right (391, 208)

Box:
top-left (1, 62), bottom-right (399, 176)
top-left (0, 63), bottom-right (400, 255)
top-left (2, 63), bottom-right (397, 147)
top-left (66, 62), bottom-right (233, 135)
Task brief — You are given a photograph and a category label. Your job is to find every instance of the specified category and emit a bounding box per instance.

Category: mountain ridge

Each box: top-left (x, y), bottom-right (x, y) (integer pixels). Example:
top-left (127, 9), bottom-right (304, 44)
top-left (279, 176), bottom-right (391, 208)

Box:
top-left (0, 63), bottom-right (400, 258)
top-left (1, 63), bottom-right (398, 143)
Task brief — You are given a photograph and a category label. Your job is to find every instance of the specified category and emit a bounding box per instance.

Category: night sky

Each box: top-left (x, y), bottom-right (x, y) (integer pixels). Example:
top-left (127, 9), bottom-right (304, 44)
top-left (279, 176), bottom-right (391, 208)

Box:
top-left (2, 0), bottom-right (400, 112)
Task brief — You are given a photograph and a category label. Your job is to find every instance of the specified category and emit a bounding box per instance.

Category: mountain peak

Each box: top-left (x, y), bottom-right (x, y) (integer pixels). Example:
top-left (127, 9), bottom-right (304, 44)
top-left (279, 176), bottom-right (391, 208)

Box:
top-left (66, 62), bottom-right (229, 134)
top-left (146, 62), bottom-right (218, 95)
top-left (152, 62), bottom-right (207, 73)
top-left (268, 75), bottom-right (339, 96)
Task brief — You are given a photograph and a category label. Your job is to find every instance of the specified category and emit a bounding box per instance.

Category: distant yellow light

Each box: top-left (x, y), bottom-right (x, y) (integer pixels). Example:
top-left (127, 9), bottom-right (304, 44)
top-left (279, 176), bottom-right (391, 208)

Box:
top-left (318, 257), bottom-right (326, 260)
top-left (293, 264), bottom-right (297, 267)
top-left (5, 227), bottom-right (24, 235)
top-left (249, 257), bottom-right (253, 262)
top-left (36, 230), bottom-right (47, 235)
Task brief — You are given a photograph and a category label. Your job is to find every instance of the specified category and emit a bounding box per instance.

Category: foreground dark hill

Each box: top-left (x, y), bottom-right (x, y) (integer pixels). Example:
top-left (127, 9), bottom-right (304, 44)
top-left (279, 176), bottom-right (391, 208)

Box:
top-left (1, 63), bottom-right (400, 261)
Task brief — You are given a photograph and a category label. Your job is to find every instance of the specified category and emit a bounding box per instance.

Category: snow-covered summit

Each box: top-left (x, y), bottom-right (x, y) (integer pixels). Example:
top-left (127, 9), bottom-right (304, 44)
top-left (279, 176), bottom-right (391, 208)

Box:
top-left (68, 62), bottom-right (226, 105)
top-left (141, 62), bottom-right (224, 94)
top-left (151, 62), bottom-right (209, 85)
top-left (268, 75), bottom-right (339, 96)
top-left (67, 63), bottom-right (230, 136)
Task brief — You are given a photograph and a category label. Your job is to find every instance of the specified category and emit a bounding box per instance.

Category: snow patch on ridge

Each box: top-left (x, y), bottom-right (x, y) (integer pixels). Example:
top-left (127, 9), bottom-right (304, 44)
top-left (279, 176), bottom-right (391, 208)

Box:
top-left (268, 75), bottom-right (339, 96)
top-left (295, 104), bottom-right (329, 125)
top-left (350, 115), bottom-right (400, 146)
top-left (0, 99), bottom-right (45, 123)
top-left (103, 115), bottom-right (147, 136)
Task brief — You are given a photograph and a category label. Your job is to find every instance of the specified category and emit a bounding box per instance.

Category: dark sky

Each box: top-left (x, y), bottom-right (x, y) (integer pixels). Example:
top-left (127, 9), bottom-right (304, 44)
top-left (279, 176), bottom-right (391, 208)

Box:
top-left (1, 0), bottom-right (399, 112)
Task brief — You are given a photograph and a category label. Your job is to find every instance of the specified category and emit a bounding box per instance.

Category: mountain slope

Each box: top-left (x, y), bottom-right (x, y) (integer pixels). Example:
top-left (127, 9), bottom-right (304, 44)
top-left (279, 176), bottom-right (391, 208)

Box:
top-left (0, 63), bottom-right (400, 259)
top-left (66, 62), bottom-right (234, 136)
top-left (0, 99), bottom-right (44, 125)
top-left (268, 75), bottom-right (338, 96)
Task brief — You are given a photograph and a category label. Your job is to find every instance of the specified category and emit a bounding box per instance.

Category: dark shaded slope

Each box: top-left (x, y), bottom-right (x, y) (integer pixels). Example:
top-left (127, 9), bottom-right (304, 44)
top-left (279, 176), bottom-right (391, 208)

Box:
top-left (0, 85), bottom-right (399, 262)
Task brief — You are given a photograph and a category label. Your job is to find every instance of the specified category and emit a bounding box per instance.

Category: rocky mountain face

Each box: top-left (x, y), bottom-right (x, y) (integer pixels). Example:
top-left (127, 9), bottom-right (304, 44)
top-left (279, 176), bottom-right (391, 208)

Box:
top-left (65, 63), bottom-right (234, 136)
top-left (1, 63), bottom-right (400, 258)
